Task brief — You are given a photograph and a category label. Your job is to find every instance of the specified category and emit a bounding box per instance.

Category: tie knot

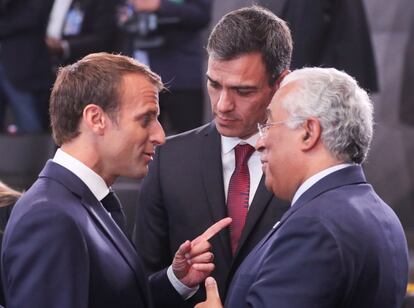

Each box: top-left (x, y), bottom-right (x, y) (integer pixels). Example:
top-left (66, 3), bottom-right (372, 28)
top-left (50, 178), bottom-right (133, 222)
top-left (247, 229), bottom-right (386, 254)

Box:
top-left (101, 191), bottom-right (122, 212)
top-left (234, 144), bottom-right (255, 168)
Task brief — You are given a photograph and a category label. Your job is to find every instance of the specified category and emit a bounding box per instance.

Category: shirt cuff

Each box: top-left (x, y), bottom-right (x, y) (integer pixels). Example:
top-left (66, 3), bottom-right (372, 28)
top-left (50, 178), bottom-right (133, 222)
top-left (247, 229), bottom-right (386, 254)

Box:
top-left (167, 265), bottom-right (199, 300)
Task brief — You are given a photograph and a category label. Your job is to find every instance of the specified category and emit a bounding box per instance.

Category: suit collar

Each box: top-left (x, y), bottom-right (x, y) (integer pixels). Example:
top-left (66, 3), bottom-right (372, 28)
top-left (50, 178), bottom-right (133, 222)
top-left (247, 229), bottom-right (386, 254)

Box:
top-left (53, 148), bottom-right (109, 201)
top-left (259, 165), bottom-right (367, 246)
top-left (39, 160), bottom-right (148, 298)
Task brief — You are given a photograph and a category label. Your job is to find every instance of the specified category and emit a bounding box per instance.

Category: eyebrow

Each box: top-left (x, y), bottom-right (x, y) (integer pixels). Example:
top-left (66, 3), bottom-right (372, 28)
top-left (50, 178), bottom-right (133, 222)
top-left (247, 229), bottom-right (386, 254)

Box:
top-left (206, 74), bottom-right (258, 90)
top-left (134, 108), bottom-right (159, 120)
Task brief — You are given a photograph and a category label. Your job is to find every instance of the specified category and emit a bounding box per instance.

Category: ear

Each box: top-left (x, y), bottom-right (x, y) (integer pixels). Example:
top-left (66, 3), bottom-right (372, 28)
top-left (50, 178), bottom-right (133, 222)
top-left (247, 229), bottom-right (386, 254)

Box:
top-left (82, 104), bottom-right (108, 135)
top-left (273, 69), bottom-right (290, 90)
top-left (300, 117), bottom-right (321, 151)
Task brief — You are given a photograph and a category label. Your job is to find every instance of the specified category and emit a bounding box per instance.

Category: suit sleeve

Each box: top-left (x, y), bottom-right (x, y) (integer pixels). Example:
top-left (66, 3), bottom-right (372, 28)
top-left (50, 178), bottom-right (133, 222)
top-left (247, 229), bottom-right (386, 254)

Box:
top-left (245, 217), bottom-right (345, 308)
top-left (133, 147), bottom-right (173, 274)
top-left (1, 207), bottom-right (89, 308)
top-left (148, 268), bottom-right (185, 307)
top-left (158, 0), bottom-right (212, 28)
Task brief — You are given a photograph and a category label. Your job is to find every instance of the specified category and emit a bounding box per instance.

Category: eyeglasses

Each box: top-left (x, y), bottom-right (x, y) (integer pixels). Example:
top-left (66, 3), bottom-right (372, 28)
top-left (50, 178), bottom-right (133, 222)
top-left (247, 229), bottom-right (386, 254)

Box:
top-left (257, 120), bottom-right (290, 138)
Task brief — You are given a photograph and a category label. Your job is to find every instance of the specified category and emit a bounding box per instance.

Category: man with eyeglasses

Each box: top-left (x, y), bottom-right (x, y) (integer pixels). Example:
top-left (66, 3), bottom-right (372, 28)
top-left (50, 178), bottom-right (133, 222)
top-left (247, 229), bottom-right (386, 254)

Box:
top-left (133, 5), bottom-right (292, 306)
top-left (197, 67), bottom-right (409, 308)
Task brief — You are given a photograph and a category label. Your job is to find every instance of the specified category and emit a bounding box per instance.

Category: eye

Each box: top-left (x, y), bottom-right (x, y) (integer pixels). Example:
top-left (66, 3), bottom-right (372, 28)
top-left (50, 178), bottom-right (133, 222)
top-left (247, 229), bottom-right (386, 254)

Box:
top-left (208, 80), bottom-right (220, 89)
top-left (235, 88), bottom-right (255, 96)
top-left (139, 113), bottom-right (155, 128)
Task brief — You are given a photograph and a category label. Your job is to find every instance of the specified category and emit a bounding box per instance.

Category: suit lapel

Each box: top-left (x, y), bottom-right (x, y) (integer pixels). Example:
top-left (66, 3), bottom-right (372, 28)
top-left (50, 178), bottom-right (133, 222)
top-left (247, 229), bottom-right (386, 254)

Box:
top-left (201, 123), bottom-right (232, 263)
top-left (40, 160), bottom-right (149, 302)
top-left (257, 165), bottom-right (368, 249)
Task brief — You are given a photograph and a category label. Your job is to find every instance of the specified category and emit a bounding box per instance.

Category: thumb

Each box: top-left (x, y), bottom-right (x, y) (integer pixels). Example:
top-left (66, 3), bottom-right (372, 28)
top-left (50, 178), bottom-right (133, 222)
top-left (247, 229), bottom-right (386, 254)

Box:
top-left (205, 277), bottom-right (221, 303)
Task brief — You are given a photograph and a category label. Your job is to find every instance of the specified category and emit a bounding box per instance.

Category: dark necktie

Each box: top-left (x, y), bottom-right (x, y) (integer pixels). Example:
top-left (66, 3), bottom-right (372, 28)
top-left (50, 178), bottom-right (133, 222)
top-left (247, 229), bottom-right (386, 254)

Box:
top-left (227, 144), bottom-right (255, 255)
top-left (101, 191), bottom-right (127, 235)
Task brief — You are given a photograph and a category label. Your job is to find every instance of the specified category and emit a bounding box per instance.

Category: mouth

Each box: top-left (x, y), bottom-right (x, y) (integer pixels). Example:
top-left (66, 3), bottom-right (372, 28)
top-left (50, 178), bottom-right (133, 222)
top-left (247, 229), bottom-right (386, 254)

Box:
top-left (143, 152), bottom-right (154, 162)
top-left (215, 113), bottom-right (238, 124)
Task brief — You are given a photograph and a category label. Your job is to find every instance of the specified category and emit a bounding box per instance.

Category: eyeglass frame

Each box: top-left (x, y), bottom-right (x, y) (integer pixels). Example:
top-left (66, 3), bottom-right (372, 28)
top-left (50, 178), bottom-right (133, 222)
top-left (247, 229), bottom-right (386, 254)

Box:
top-left (257, 121), bottom-right (287, 138)
top-left (257, 118), bottom-right (303, 138)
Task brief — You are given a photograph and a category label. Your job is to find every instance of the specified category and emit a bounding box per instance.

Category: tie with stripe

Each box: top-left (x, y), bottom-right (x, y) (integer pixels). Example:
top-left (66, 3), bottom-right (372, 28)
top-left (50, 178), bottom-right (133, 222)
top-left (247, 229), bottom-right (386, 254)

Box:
top-left (227, 144), bottom-right (255, 255)
top-left (101, 191), bottom-right (127, 236)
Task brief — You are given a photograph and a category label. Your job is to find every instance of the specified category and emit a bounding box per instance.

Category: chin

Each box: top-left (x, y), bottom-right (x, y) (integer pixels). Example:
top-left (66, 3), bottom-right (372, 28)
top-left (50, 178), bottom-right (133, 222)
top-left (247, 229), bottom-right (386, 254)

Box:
top-left (126, 167), bottom-right (148, 181)
top-left (216, 125), bottom-right (237, 137)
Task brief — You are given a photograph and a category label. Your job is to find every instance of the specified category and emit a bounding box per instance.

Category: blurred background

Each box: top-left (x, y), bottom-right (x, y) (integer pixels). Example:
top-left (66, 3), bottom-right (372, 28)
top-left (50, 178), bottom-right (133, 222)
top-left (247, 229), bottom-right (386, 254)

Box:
top-left (1, 0), bottom-right (414, 302)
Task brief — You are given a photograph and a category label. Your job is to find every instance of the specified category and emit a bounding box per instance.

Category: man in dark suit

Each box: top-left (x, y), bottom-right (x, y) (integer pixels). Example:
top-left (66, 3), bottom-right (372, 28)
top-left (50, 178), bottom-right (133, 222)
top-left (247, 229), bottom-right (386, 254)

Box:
top-left (134, 6), bottom-right (292, 306)
top-left (0, 0), bottom-right (54, 132)
top-left (45, 0), bottom-right (118, 66)
top-left (1, 53), bottom-right (231, 308)
top-left (198, 67), bottom-right (409, 308)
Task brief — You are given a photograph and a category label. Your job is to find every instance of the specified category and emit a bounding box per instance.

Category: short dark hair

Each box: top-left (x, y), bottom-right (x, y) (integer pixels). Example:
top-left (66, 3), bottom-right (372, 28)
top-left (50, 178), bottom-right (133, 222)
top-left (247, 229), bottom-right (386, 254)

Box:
top-left (50, 52), bottom-right (163, 146)
top-left (207, 5), bottom-right (292, 85)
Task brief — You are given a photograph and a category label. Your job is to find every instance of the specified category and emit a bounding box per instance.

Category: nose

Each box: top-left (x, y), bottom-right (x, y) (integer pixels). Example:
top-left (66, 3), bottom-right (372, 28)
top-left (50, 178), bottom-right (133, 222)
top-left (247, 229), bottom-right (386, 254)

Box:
top-left (255, 136), bottom-right (265, 153)
top-left (151, 120), bottom-right (166, 146)
top-left (216, 90), bottom-right (234, 113)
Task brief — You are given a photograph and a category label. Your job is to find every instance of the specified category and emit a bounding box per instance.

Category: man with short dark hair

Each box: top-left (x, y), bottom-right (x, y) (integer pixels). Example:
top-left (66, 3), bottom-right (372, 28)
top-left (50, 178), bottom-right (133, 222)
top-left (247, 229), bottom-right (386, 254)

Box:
top-left (134, 6), bottom-right (292, 306)
top-left (198, 67), bottom-right (409, 308)
top-left (1, 52), bottom-right (231, 308)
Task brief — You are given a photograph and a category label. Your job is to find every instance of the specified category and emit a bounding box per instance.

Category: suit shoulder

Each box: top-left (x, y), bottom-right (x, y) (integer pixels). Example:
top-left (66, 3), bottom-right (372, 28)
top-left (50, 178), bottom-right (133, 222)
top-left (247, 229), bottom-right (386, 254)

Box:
top-left (163, 122), bottom-right (214, 147)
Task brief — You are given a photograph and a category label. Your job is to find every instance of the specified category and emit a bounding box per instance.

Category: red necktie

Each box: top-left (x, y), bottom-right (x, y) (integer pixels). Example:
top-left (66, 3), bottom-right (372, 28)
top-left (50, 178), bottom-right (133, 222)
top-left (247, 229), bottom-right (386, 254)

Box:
top-left (227, 144), bottom-right (255, 255)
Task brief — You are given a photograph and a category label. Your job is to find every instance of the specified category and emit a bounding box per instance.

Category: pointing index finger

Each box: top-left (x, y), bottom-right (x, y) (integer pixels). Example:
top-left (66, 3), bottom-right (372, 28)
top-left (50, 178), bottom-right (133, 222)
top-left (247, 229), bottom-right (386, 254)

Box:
top-left (192, 217), bottom-right (232, 246)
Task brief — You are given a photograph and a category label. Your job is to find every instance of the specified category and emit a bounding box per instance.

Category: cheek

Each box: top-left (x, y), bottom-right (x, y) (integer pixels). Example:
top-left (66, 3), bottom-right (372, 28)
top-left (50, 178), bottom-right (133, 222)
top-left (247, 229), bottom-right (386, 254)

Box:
top-left (244, 98), bottom-right (267, 122)
top-left (207, 88), bottom-right (218, 107)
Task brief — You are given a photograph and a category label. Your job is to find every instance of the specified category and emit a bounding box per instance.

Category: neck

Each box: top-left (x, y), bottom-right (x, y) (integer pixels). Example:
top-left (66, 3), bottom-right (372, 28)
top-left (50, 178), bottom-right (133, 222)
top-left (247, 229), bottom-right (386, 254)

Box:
top-left (61, 140), bottom-right (114, 186)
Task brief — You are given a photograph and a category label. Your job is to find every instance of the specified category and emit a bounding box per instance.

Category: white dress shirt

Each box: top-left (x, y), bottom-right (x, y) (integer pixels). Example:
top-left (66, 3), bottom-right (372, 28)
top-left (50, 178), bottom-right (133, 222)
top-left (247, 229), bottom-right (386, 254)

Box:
top-left (221, 133), bottom-right (262, 207)
top-left (47, 0), bottom-right (73, 39)
top-left (291, 163), bottom-right (354, 206)
top-left (53, 148), bottom-right (196, 299)
top-left (53, 148), bottom-right (109, 200)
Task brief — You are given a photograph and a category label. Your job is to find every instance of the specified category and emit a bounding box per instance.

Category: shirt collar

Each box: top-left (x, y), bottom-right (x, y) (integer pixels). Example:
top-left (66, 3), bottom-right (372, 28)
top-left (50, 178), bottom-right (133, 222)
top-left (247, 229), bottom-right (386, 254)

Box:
top-left (291, 163), bottom-right (353, 206)
top-left (53, 148), bottom-right (110, 201)
top-left (221, 133), bottom-right (259, 154)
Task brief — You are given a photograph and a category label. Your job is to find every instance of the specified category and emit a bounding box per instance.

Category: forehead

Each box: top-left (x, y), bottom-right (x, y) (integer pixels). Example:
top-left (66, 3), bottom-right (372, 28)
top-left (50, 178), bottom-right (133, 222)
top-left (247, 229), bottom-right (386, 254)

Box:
top-left (119, 73), bottom-right (159, 111)
top-left (207, 52), bottom-right (268, 85)
top-left (268, 82), bottom-right (297, 118)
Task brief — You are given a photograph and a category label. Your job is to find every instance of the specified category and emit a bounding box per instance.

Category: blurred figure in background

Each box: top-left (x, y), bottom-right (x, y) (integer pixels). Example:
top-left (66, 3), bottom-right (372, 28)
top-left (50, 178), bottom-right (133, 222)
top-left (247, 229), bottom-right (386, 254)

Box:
top-left (45, 0), bottom-right (119, 69)
top-left (400, 16), bottom-right (414, 127)
top-left (0, 181), bottom-right (21, 307)
top-left (260, 0), bottom-right (378, 92)
top-left (117, 0), bottom-right (212, 134)
top-left (0, 0), bottom-right (54, 133)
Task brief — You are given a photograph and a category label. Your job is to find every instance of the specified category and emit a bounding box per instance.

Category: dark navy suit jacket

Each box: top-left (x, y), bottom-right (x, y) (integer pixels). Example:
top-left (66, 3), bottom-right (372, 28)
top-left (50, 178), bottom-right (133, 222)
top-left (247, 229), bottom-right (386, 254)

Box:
top-left (1, 160), bottom-right (180, 308)
top-left (226, 165), bottom-right (408, 308)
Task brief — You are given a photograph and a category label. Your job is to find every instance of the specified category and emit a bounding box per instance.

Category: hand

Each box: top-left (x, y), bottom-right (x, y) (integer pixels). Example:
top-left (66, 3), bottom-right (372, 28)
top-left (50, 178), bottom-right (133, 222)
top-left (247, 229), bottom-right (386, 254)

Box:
top-left (172, 217), bottom-right (231, 287)
top-left (45, 37), bottom-right (64, 55)
top-left (195, 277), bottom-right (223, 308)
top-left (129, 0), bottom-right (160, 12)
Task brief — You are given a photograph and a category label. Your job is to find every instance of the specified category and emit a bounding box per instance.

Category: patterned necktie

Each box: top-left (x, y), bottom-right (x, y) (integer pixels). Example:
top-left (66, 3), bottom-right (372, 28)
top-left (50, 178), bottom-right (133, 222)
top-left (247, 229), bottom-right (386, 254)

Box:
top-left (227, 144), bottom-right (255, 255)
top-left (101, 191), bottom-right (127, 235)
